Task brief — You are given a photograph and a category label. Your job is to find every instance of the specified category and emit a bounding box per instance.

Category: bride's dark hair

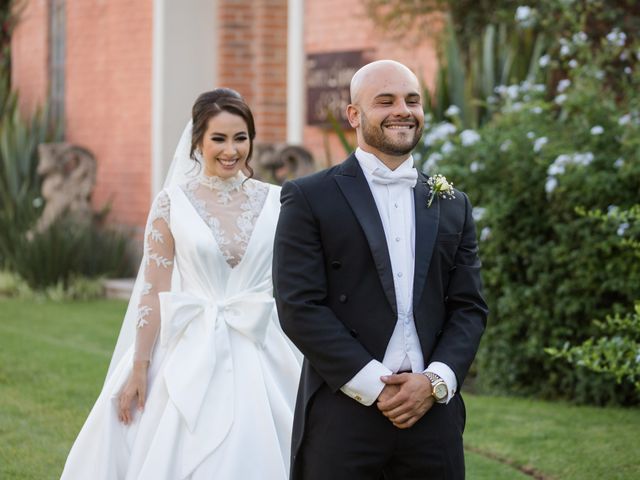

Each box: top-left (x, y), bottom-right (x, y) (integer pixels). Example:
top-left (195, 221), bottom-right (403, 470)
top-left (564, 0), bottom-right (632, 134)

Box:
top-left (190, 88), bottom-right (257, 179)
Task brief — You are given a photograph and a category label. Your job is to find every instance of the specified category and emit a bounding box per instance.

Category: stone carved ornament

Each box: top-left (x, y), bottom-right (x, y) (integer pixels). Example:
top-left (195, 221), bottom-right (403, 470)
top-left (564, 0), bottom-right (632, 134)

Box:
top-left (252, 143), bottom-right (315, 185)
top-left (35, 143), bottom-right (96, 232)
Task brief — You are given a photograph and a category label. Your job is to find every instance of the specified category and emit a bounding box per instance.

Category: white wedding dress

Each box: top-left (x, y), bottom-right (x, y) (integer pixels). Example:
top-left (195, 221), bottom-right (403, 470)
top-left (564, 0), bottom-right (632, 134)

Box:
top-left (61, 172), bottom-right (301, 480)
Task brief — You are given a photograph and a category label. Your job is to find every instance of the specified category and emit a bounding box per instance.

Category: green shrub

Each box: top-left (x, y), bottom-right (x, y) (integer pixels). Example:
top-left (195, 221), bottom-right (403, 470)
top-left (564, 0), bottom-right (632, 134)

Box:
top-left (0, 269), bottom-right (30, 298)
top-left (418, 24), bottom-right (640, 403)
top-left (547, 302), bottom-right (640, 393)
top-left (545, 205), bottom-right (640, 392)
top-left (6, 216), bottom-right (134, 291)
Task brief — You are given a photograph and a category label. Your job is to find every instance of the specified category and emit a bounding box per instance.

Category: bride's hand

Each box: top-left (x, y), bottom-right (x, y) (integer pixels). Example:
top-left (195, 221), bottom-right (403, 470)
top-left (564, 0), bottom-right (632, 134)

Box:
top-left (117, 360), bottom-right (149, 425)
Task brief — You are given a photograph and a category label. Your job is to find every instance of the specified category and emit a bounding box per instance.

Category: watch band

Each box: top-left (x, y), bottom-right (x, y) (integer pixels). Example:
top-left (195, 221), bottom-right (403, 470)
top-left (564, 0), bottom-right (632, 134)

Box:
top-left (424, 371), bottom-right (442, 384)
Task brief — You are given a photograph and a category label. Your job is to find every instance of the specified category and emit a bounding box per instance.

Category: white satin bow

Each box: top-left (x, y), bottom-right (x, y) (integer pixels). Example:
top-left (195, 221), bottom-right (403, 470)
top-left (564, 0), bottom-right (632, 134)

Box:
top-left (158, 290), bottom-right (275, 477)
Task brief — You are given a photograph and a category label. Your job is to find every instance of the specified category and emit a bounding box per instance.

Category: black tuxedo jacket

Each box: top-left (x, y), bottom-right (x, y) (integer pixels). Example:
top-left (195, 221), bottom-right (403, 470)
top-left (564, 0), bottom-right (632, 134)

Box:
top-left (273, 153), bottom-right (488, 473)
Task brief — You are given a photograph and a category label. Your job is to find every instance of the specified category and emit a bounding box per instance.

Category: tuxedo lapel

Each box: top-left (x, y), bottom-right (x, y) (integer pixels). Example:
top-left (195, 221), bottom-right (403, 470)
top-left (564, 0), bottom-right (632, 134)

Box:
top-left (334, 155), bottom-right (397, 316)
top-left (413, 172), bottom-right (439, 310)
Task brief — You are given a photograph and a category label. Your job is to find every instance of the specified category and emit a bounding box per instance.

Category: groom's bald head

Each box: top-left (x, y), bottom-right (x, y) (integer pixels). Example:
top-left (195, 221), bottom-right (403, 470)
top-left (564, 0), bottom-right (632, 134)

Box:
top-left (349, 60), bottom-right (419, 105)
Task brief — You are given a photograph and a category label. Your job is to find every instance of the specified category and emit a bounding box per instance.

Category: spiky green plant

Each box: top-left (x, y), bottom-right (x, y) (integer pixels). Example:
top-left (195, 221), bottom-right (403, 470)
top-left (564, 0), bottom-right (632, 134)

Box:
top-left (426, 17), bottom-right (547, 129)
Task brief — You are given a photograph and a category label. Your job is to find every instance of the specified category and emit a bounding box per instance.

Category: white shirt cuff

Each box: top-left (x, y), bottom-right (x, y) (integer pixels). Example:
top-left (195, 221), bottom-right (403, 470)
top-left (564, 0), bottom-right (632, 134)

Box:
top-left (424, 361), bottom-right (458, 404)
top-left (340, 360), bottom-right (392, 406)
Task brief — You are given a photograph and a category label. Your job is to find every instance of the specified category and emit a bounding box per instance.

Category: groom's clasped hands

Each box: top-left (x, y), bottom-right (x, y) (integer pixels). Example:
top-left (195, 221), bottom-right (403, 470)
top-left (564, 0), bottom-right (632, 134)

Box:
top-left (376, 373), bottom-right (435, 429)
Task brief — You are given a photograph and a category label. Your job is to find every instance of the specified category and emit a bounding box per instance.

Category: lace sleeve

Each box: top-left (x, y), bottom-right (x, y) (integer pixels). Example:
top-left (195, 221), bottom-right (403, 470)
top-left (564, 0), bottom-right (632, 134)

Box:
top-left (134, 190), bottom-right (174, 362)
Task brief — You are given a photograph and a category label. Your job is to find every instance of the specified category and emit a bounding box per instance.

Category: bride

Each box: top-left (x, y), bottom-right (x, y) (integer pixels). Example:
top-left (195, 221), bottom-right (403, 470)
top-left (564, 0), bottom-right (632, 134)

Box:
top-left (61, 88), bottom-right (302, 479)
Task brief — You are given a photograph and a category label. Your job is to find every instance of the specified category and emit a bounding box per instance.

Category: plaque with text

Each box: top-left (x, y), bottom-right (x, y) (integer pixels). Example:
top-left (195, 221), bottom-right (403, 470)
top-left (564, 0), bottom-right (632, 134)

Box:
top-left (306, 51), bottom-right (366, 128)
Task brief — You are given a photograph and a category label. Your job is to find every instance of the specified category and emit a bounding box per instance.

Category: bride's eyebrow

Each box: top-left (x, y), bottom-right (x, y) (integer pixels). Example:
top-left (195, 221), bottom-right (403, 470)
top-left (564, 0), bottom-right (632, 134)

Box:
top-left (209, 131), bottom-right (247, 136)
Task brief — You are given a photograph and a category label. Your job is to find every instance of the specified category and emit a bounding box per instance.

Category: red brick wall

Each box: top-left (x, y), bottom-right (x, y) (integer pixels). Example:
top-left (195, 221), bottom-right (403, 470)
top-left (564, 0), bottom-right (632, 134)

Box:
top-left (65, 0), bottom-right (153, 230)
top-left (218, 0), bottom-right (288, 144)
top-left (304, 0), bottom-right (439, 166)
top-left (10, 0), bottom-right (439, 233)
top-left (10, 0), bottom-right (48, 116)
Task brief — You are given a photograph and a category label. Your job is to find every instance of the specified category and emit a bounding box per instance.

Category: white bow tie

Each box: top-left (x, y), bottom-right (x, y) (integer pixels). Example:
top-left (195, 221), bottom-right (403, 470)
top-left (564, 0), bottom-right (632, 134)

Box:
top-left (371, 167), bottom-right (418, 188)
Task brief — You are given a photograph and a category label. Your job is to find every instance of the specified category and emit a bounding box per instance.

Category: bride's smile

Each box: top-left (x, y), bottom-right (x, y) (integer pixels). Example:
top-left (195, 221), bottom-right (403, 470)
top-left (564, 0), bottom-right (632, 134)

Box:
top-left (200, 110), bottom-right (250, 179)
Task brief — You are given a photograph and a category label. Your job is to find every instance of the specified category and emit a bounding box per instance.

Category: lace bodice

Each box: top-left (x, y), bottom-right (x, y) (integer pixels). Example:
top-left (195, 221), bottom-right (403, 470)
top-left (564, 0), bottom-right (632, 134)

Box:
top-left (181, 173), bottom-right (269, 267)
top-left (133, 172), bottom-right (270, 362)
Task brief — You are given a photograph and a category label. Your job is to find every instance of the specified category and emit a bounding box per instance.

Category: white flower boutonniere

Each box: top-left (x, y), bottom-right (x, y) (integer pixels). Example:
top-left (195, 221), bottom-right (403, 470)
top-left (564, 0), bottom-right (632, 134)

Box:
top-left (426, 174), bottom-right (455, 208)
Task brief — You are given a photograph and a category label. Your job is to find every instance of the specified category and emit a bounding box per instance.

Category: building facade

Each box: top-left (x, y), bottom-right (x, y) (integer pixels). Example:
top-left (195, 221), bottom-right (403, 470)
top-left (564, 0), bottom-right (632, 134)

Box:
top-left (11, 0), bottom-right (438, 232)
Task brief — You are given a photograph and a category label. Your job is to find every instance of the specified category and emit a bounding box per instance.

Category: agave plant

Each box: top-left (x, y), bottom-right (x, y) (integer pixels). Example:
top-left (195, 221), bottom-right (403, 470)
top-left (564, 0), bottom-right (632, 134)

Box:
top-left (0, 81), bottom-right (56, 267)
top-left (426, 17), bottom-right (548, 130)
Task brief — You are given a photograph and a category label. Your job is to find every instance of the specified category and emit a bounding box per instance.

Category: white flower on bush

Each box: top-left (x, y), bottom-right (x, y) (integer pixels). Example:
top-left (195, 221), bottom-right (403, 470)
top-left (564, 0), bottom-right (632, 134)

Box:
top-left (480, 227), bottom-right (491, 242)
top-left (445, 105), bottom-right (461, 117)
top-left (424, 122), bottom-right (457, 146)
top-left (530, 106), bottom-right (543, 114)
top-left (520, 80), bottom-right (535, 92)
top-left (470, 161), bottom-right (483, 173)
top-left (614, 158), bottom-right (624, 168)
top-left (533, 84), bottom-right (546, 93)
top-left (572, 32), bottom-right (588, 45)
top-left (574, 152), bottom-right (594, 165)
top-left (526, 131), bottom-right (536, 139)
top-left (575, 153), bottom-right (593, 166)
top-left (441, 141), bottom-right (455, 155)
top-left (569, 59), bottom-right (579, 69)
top-left (515, 6), bottom-right (536, 27)
top-left (625, 66), bottom-right (632, 75)
top-left (422, 152), bottom-right (443, 174)
top-left (473, 207), bottom-right (487, 222)
top-left (547, 160), bottom-right (566, 176)
top-left (539, 54), bottom-right (550, 68)
top-left (617, 222), bottom-right (630, 236)
top-left (554, 94), bottom-right (567, 105)
top-left (590, 125), bottom-right (604, 136)
top-left (460, 129), bottom-right (481, 146)
top-left (32, 197), bottom-right (44, 208)
top-left (620, 50), bottom-right (630, 61)
top-left (594, 69), bottom-right (604, 80)
top-left (545, 177), bottom-right (558, 194)
top-left (606, 28), bottom-right (626, 47)
top-left (500, 140), bottom-right (513, 152)
top-left (546, 152), bottom-right (594, 187)
top-left (494, 84), bottom-right (524, 101)
top-left (560, 44), bottom-right (571, 57)
top-left (607, 205), bottom-right (619, 216)
top-left (557, 79), bottom-right (571, 93)
top-left (504, 102), bottom-right (524, 113)
top-left (618, 114), bottom-right (631, 126)
top-left (534, 137), bottom-right (548, 153)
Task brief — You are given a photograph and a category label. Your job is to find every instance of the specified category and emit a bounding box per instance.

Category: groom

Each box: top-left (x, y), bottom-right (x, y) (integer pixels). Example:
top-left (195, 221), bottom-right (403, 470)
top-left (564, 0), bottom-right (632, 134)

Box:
top-left (273, 60), bottom-right (488, 479)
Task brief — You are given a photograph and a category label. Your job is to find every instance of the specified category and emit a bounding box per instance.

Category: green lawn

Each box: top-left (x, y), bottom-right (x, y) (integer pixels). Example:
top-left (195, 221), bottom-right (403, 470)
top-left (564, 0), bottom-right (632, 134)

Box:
top-left (0, 298), bottom-right (638, 479)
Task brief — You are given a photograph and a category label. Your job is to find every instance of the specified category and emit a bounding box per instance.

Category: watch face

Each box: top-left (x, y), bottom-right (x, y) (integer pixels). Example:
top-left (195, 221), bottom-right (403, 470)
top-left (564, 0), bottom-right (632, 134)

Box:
top-left (434, 383), bottom-right (448, 400)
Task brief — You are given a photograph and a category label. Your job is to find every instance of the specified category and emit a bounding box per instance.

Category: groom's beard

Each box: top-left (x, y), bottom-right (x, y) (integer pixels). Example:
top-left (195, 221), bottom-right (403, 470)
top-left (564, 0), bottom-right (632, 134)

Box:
top-left (360, 112), bottom-right (424, 157)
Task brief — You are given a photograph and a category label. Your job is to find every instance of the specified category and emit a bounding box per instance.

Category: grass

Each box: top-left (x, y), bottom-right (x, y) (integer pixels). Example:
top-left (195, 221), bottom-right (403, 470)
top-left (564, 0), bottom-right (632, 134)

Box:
top-left (1, 298), bottom-right (639, 479)
top-left (464, 395), bottom-right (640, 479)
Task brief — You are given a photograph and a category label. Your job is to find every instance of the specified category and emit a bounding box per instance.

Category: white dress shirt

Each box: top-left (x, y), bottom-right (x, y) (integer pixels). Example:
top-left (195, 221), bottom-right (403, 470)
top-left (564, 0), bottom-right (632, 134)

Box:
top-left (340, 148), bottom-right (457, 406)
